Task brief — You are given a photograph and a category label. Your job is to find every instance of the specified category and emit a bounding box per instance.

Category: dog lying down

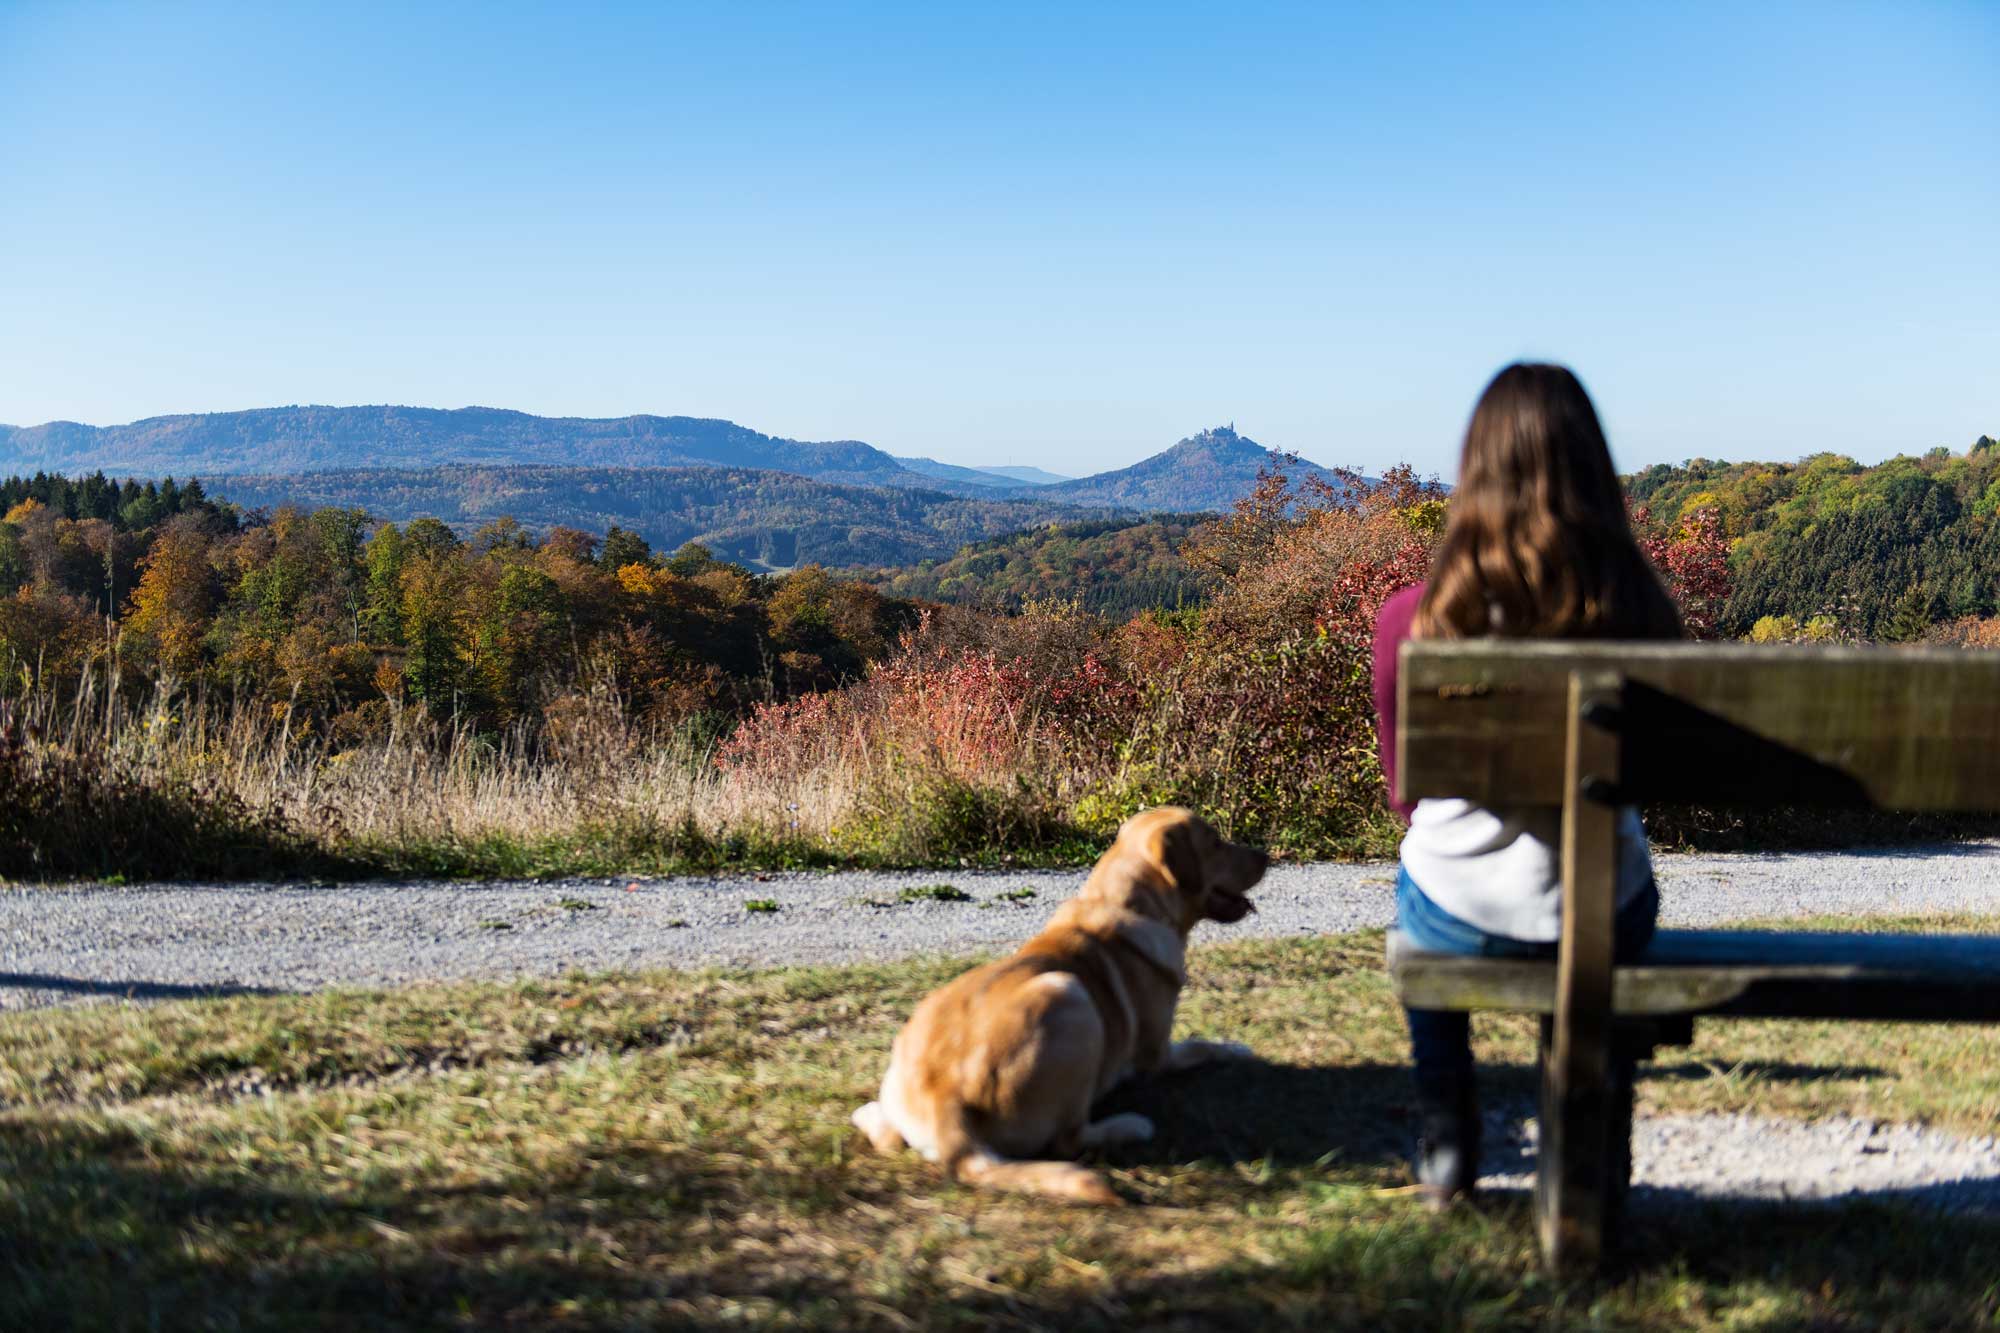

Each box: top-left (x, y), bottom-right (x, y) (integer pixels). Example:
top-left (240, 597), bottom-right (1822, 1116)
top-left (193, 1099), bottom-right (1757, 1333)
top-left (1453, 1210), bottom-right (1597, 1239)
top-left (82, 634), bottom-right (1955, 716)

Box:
top-left (852, 807), bottom-right (1269, 1205)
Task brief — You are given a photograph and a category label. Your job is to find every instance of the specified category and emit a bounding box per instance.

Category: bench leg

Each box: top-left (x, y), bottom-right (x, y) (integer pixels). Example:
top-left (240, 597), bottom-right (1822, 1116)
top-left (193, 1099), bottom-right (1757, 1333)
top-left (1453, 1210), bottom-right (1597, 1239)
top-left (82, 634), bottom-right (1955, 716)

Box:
top-left (1605, 1038), bottom-right (1636, 1240)
top-left (1535, 1015), bottom-right (1613, 1274)
top-left (1536, 1016), bottom-right (1643, 1272)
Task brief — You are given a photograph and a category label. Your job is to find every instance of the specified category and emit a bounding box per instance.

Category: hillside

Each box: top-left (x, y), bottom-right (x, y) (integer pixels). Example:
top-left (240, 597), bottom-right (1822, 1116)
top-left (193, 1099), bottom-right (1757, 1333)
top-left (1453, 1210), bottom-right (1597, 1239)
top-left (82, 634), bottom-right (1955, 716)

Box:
top-left (1630, 436), bottom-right (2000, 639)
top-left (2, 409), bottom-right (1340, 514)
top-left (1038, 426), bottom-right (1347, 510)
top-left (886, 457), bottom-right (1070, 488)
top-left (865, 516), bottom-right (1209, 615)
top-left (202, 465), bottom-right (1112, 570)
top-left (0, 406), bottom-right (1024, 497)
top-left (888, 455), bottom-right (1028, 491)
top-left (976, 465), bottom-right (1072, 486)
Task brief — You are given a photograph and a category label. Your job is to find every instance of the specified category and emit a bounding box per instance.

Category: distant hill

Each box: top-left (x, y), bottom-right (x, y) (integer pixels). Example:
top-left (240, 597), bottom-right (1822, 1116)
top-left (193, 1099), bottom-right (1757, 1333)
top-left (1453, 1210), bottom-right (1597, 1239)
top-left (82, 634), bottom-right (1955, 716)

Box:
top-left (865, 515), bottom-right (1209, 616)
top-left (202, 465), bottom-right (1114, 570)
top-left (0, 406), bottom-right (1013, 497)
top-left (889, 455), bottom-right (1027, 491)
top-left (0, 408), bottom-right (1342, 514)
top-left (975, 465), bottom-right (1072, 486)
top-left (883, 456), bottom-right (1071, 490)
top-left (1, 408), bottom-right (1349, 507)
top-left (1038, 426), bottom-right (1347, 510)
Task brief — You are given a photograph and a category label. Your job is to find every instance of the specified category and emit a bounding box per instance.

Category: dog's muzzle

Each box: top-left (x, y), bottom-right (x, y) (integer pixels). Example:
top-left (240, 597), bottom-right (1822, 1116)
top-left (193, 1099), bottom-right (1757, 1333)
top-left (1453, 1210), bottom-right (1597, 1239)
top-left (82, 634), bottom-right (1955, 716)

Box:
top-left (1205, 889), bottom-right (1256, 923)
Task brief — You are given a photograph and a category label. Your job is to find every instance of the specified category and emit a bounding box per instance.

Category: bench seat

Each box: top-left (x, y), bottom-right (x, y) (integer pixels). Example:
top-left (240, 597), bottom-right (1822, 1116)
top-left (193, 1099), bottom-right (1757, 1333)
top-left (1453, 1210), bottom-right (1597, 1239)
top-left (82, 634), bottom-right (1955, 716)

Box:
top-left (1390, 928), bottom-right (2000, 1022)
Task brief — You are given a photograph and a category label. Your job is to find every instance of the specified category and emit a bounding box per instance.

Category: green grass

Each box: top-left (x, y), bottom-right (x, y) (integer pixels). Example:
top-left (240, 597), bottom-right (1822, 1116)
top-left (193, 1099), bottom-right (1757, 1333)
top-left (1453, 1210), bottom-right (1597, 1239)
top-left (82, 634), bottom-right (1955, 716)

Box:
top-left (743, 898), bottom-right (781, 913)
top-left (3, 917), bottom-right (1999, 1328)
top-left (898, 883), bottom-right (974, 903)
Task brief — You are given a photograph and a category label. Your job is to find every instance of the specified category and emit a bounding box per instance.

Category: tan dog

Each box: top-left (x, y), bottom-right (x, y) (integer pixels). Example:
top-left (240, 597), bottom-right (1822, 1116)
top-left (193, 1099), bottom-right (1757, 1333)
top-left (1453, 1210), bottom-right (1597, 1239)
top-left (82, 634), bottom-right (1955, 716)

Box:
top-left (851, 807), bottom-right (1269, 1205)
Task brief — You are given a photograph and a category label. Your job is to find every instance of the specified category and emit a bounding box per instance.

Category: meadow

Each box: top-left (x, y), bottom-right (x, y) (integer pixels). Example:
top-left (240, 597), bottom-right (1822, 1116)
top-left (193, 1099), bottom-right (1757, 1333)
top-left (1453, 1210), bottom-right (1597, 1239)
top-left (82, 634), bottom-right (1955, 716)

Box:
top-left (4, 918), bottom-right (1998, 1329)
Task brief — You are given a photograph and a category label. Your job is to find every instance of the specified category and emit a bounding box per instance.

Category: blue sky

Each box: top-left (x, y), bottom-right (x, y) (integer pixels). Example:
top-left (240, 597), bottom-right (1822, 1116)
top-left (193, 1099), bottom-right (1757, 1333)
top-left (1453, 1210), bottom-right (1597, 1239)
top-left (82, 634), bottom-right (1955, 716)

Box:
top-left (1, 1), bottom-right (1993, 478)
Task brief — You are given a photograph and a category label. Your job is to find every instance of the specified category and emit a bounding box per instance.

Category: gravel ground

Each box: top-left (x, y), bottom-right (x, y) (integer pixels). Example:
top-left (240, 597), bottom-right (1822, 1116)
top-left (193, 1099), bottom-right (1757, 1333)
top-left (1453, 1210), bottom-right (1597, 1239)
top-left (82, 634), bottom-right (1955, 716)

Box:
top-left (8, 842), bottom-right (2000, 1011)
top-left (6, 842), bottom-right (2000, 1212)
top-left (1482, 1109), bottom-right (2000, 1216)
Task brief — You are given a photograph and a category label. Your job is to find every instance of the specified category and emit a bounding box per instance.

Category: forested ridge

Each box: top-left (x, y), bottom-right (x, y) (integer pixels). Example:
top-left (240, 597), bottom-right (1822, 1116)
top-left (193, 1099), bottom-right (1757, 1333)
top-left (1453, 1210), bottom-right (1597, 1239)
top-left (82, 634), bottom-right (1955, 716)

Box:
top-left (0, 406), bottom-right (938, 491)
top-left (203, 465), bottom-right (1113, 571)
top-left (862, 516), bottom-right (1209, 615)
top-left (0, 473), bottom-right (924, 738)
top-left (1629, 436), bottom-right (2000, 639)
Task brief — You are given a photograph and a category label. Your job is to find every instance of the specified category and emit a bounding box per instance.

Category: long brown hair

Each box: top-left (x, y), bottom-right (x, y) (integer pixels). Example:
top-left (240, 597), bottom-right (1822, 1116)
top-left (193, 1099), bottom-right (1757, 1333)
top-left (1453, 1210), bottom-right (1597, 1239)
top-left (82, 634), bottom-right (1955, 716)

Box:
top-left (1416, 363), bottom-right (1681, 641)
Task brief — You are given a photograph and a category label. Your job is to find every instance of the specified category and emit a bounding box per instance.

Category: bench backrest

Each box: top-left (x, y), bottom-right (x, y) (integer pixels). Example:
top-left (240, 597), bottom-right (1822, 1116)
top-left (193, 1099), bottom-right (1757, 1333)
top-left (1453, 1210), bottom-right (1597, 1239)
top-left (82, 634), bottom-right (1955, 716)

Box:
top-left (1397, 641), bottom-right (2000, 813)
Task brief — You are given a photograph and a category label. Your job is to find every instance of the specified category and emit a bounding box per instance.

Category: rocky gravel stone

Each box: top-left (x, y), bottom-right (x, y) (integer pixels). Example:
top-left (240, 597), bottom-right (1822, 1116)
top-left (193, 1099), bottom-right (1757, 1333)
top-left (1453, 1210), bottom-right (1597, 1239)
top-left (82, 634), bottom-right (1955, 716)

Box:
top-left (7, 843), bottom-right (2000, 1009)
top-left (1480, 1108), bottom-right (2000, 1215)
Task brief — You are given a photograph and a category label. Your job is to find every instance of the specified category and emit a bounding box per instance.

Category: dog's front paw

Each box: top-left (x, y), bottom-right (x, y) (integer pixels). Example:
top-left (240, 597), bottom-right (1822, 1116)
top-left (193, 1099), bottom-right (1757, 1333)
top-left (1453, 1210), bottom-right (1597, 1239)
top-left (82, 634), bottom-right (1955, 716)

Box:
top-left (1164, 1038), bottom-right (1258, 1070)
top-left (1082, 1112), bottom-right (1155, 1147)
top-left (852, 1101), bottom-right (906, 1153)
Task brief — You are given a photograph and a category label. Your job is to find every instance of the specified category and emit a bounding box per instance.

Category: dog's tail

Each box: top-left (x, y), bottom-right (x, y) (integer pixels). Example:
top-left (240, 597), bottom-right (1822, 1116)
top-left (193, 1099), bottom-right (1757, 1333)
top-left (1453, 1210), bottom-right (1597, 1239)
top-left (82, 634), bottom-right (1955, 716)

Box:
top-left (934, 1102), bottom-right (1122, 1206)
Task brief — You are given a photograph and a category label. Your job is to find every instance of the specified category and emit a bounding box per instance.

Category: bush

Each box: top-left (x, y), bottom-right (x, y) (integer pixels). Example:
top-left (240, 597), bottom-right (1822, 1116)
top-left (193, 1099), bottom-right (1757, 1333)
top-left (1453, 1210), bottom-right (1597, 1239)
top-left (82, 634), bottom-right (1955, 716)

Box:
top-left (0, 704), bottom-right (332, 881)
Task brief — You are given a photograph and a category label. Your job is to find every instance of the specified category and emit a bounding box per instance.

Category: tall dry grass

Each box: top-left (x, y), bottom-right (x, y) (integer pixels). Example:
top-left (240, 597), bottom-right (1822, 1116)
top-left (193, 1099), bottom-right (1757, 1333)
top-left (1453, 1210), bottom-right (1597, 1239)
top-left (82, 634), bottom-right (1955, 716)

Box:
top-left (5, 672), bottom-right (759, 880)
top-left (4, 649), bottom-right (1115, 881)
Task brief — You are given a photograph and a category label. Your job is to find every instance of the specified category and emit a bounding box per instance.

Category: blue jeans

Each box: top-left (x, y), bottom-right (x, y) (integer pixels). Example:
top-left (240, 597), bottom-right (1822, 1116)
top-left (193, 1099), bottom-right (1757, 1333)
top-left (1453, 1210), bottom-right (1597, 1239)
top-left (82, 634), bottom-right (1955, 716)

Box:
top-left (1396, 867), bottom-right (1659, 1091)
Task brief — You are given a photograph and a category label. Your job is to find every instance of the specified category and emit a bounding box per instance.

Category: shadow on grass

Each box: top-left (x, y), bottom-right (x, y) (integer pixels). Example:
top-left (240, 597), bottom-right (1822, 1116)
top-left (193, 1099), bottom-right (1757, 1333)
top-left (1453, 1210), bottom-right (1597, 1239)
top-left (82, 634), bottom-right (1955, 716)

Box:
top-left (1090, 1056), bottom-right (1896, 1183)
top-left (6, 1104), bottom-right (2000, 1332)
top-left (0, 1119), bottom-right (905, 1331)
top-left (1095, 1058), bottom-right (1418, 1172)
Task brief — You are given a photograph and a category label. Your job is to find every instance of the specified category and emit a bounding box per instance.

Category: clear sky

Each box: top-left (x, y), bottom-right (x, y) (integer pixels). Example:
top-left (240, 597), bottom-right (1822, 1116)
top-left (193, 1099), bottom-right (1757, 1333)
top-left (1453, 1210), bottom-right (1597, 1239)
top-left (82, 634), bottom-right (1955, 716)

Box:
top-left (2, 1), bottom-right (1994, 478)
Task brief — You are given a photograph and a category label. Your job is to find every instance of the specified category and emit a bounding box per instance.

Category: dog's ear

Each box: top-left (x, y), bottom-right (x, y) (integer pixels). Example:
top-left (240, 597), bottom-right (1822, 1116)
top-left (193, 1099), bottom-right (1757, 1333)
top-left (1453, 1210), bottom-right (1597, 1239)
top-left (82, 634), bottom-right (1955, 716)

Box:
top-left (1147, 808), bottom-right (1209, 906)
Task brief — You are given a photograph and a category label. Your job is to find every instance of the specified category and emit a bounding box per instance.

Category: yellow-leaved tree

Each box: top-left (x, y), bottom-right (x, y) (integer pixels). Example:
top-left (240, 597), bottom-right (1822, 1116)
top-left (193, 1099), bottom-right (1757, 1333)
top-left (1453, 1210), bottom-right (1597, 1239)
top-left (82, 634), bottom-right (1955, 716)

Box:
top-left (126, 518), bottom-right (215, 677)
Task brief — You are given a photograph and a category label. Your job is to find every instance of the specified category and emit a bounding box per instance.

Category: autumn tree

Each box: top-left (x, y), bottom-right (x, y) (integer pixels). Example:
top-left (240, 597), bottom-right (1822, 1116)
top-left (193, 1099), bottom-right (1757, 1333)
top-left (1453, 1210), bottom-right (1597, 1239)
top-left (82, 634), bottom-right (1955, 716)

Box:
top-left (124, 516), bottom-right (216, 677)
top-left (362, 523), bottom-right (407, 643)
top-left (598, 525), bottom-right (653, 572)
top-left (400, 548), bottom-right (469, 708)
top-left (0, 513), bottom-right (27, 596)
top-left (477, 563), bottom-right (568, 718)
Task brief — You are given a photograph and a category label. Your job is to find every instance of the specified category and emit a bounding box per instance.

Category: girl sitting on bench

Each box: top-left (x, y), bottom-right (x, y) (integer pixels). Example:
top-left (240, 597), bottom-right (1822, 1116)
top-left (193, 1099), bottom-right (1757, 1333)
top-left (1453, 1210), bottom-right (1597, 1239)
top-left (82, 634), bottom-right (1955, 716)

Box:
top-left (1372, 362), bottom-right (1683, 1206)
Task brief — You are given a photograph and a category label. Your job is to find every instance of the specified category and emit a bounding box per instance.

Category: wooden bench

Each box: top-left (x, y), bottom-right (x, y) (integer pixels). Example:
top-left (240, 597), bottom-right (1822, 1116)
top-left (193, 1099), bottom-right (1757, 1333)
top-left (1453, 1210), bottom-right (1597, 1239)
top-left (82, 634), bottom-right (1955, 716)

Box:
top-left (1387, 640), bottom-right (2000, 1273)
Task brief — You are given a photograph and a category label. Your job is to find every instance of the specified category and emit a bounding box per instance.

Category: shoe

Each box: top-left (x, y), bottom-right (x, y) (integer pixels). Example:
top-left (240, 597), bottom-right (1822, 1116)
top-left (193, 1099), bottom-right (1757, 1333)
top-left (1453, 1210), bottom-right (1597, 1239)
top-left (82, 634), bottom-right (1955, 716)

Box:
top-left (1413, 1080), bottom-right (1480, 1208)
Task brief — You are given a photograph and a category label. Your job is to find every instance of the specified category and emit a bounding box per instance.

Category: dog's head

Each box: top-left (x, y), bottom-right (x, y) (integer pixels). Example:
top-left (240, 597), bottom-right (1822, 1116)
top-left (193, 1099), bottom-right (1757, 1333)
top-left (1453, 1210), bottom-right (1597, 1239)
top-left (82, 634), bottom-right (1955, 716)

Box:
top-left (1110, 806), bottom-right (1268, 932)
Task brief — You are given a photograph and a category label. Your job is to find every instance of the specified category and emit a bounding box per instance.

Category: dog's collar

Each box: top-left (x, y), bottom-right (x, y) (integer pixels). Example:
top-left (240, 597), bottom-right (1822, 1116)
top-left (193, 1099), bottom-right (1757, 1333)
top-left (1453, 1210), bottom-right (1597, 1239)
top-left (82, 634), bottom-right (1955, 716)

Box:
top-left (1111, 916), bottom-right (1187, 988)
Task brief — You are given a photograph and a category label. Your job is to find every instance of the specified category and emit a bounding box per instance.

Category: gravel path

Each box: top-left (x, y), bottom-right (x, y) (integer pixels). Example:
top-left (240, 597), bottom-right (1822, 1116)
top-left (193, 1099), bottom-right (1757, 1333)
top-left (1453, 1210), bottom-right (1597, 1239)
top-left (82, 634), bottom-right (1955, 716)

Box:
top-left (1482, 1109), bottom-right (2000, 1216)
top-left (7, 842), bottom-right (2000, 1213)
top-left (8, 842), bottom-right (2000, 1011)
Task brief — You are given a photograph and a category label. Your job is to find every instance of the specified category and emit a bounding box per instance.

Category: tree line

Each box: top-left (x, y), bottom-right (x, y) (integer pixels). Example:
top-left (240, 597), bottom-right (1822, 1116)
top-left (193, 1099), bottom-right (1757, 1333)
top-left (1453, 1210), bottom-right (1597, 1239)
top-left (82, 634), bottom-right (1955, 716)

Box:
top-left (1628, 436), bottom-right (2000, 640)
top-left (1, 478), bottom-right (919, 741)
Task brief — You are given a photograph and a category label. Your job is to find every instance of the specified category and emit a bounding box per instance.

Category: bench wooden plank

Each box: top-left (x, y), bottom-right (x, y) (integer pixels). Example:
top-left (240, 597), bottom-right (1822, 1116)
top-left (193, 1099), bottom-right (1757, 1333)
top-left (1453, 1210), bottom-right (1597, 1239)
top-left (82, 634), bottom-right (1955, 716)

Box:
top-left (1390, 929), bottom-right (2000, 1020)
top-left (1396, 641), bottom-right (2000, 812)
top-left (1539, 671), bottom-right (1623, 1272)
